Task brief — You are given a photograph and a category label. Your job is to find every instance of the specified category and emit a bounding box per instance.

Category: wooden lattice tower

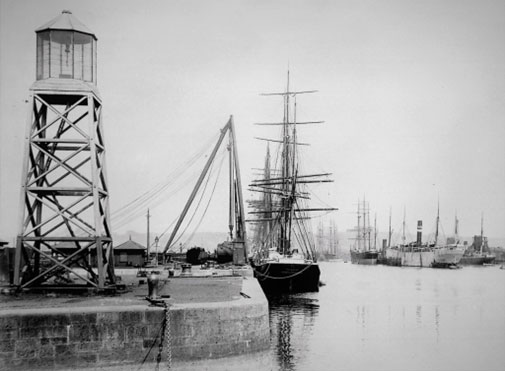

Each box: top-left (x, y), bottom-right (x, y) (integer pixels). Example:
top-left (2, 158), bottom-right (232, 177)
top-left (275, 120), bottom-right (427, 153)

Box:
top-left (14, 11), bottom-right (116, 291)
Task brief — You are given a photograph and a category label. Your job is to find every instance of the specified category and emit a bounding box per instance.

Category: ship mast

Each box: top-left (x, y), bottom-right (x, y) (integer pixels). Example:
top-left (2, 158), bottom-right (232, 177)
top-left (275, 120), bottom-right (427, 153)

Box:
top-left (454, 211), bottom-right (459, 243)
top-left (435, 200), bottom-right (440, 246)
top-left (480, 212), bottom-right (484, 254)
top-left (249, 73), bottom-right (337, 260)
top-left (402, 206), bottom-right (406, 246)
top-left (388, 207), bottom-right (392, 248)
top-left (357, 201), bottom-right (361, 251)
top-left (374, 213), bottom-right (377, 251)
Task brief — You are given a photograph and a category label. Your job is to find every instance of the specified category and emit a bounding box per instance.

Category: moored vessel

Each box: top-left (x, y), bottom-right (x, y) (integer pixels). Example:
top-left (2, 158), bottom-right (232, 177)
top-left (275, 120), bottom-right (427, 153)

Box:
top-left (431, 211), bottom-right (465, 268)
top-left (248, 73), bottom-right (337, 294)
top-left (349, 199), bottom-right (378, 265)
top-left (460, 215), bottom-right (496, 265)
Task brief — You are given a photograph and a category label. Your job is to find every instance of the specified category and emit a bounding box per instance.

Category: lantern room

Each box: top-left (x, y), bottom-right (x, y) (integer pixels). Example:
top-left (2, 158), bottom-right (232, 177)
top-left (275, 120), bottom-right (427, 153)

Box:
top-left (35, 10), bottom-right (97, 84)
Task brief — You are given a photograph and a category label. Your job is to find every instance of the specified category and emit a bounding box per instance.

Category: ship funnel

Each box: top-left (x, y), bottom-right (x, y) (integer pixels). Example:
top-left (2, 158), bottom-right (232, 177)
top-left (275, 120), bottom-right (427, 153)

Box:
top-left (416, 220), bottom-right (423, 244)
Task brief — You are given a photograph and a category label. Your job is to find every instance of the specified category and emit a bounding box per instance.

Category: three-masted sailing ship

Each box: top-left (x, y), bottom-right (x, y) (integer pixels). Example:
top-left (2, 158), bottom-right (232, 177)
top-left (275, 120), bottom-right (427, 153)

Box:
top-left (248, 74), bottom-right (337, 294)
top-left (349, 199), bottom-right (379, 265)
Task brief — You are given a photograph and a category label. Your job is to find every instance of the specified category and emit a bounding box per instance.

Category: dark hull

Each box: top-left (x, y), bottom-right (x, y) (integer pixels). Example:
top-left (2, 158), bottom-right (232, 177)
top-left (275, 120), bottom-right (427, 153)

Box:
top-left (459, 255), bottom-right (496, 265)
top-left (252, 261), bottom-right (320, 295)
top-left (350, 250), bottom-right (378, 265)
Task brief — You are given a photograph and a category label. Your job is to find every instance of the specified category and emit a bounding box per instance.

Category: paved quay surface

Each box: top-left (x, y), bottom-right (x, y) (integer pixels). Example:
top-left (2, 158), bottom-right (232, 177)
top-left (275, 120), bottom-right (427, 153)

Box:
top-left (0, 265), bottom-right (250, 311)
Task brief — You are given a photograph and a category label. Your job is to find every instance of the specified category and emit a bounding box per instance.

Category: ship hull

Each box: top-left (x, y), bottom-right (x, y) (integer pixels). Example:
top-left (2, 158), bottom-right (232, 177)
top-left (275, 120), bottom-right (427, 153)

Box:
top-left (382, 247), bottom-right (434, 267)
top-left (432, 246), bottom-right (465, 267)
top-left (459, 254), bottom-right (496, 265)
top-left (383, 248), bottom-right (402, 266)
top-left (400, 250), bottom-right (435, 267)
top-left (350, 250), bottom-right (378, 265)
top-left (252, 261), bottom-right (320, 295)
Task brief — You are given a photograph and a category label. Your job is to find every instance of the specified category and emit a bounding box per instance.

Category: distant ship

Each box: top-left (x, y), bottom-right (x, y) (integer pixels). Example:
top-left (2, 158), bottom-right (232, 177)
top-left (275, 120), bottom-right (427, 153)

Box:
top-left (430, 212), bottom-right (465, 267)
top-left (349, 199), bottom-right (378, 265)
top-left (249, 74), bottom-right (337, 294)
top-left (316, 220), bottom-right (340, 261)
top-left (460, 215), bottom-right (495, 265)
top-left (383, 206), bottom-right (464, 268)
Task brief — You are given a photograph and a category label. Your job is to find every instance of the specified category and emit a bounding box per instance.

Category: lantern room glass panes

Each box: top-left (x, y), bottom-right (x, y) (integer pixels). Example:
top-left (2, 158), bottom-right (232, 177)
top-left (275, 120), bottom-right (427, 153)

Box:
top-left (36, 30), bottom-right (96, 84)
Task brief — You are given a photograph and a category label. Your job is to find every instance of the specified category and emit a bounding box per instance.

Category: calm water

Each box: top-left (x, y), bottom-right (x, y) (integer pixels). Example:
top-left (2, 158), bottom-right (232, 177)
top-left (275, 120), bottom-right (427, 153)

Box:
top-left (184, 262), bottom-right (505, 371)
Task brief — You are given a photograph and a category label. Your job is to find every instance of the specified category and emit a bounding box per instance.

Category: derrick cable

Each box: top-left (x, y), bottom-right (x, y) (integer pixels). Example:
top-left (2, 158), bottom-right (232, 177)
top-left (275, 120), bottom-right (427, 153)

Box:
top-left (112, 133), bottom-right (217, 216)
top-left (168, 146), bottom-right (227, 251)
top-left (183, 147), bottom-right (227, 247)
top-left (111, 133), bottom-right (218, 221)
top-left (111, 139), bottom-right (218, 230)
top-left (168, 150), bottom-right (220, 251)
top-left (111, 171), bottom-right (201, 230)
top-left (111, 162), bottom-right (205, 225)
top-left (112, 167), bottom-right (202, 230)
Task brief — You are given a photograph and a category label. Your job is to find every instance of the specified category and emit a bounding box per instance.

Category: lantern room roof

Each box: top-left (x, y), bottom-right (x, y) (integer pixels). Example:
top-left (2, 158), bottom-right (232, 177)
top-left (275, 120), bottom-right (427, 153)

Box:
top-left (35, 10), bottom-right (96, 39)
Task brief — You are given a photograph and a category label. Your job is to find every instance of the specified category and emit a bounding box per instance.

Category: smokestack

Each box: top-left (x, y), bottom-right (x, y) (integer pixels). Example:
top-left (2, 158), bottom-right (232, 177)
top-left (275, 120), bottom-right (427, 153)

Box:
top-left (416, 220), bottom-right (423, 244)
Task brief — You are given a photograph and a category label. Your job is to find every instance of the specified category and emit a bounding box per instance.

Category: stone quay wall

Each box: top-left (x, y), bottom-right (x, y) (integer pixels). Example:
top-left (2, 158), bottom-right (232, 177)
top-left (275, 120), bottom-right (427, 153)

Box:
top-left (0, 278), bottom-right (269, 370)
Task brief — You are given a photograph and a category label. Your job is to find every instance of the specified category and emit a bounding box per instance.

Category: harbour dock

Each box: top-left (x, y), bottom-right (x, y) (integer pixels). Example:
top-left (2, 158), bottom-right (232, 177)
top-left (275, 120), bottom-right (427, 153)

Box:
top-left (0, 266), bottom-right (270, 370)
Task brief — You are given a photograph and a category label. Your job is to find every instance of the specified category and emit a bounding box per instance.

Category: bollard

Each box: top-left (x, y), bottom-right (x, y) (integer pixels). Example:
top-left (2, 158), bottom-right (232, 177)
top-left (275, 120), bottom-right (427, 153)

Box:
top-left (180, 263), bottom-right (192, 276)
top-left (147, 271), bottom-right (160, 299)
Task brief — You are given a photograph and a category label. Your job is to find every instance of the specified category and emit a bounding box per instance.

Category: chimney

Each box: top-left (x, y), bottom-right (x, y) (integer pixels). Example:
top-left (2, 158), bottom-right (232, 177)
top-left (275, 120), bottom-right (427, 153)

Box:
top-left (416, 220), bottom-right (423, 244)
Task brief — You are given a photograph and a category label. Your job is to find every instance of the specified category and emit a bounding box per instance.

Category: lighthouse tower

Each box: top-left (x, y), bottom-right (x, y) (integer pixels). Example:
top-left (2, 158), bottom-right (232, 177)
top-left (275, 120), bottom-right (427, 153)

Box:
top-left (14, 11), bottom-right (115, 291)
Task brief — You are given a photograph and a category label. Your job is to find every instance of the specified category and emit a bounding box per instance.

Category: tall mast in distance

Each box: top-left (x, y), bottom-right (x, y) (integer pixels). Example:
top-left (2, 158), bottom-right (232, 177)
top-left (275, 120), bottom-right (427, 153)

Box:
top-left (388, 207), bottom-right (392, 248)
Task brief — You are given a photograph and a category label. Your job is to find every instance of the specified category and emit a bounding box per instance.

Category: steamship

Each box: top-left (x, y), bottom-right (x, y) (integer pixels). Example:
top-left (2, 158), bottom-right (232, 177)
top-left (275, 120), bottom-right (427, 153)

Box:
top-left (384, 215), bottom-right (464, 268)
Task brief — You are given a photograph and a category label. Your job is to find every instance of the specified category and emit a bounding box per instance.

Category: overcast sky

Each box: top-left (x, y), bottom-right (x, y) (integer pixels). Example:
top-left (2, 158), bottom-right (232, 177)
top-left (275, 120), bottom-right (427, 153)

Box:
top-left (1, 0), bottom-right (504, 246)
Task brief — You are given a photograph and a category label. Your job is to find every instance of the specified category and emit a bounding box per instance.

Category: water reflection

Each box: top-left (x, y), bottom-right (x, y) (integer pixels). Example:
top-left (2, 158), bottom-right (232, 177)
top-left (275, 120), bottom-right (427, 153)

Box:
top-left (434, 305), bottom-right (440, 342)
top-left (416, 304), bottom-right (422, 326)
top-left (268, 295), bottom-right (319, 371)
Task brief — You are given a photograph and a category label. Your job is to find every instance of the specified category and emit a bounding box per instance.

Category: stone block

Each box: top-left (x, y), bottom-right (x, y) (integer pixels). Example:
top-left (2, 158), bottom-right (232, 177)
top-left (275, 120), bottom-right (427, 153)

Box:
top-left (75, 351), bottom-right (98, 365)
top-left (97, 349), bottom-right (127, 363)
top-left (54, 343), bottom-right (77, 358)
top-left (38, 325), bottom-right (68, 340)
top-left (38, 343), bottom-right (55, 358)
top-left (74, 341), bottom-right (101, 353)
top-left (97, 311), bottom-right (120, 324)
top-left (144, 308), bottom-right (164, 324)
top-left (69, 312), bottom-right (97, 325)
top-left (0, 330), bottom-right (17, 342)
top-left (18, 326), bottom-right (42, 339)
top-left (0, 340), bottom-right (15, 352)
top-left (14, 339), bottom-right (37, 359)
top-left (119, 310), bottom-right (144, 324)
top-left (9, 356), bottom-right (55, 370)
top-left (0, 316), bottom-right (18, 331)
top-left (70, 324), bottom-right (99, 342)
top-left (19, 313), bottom-right (69, 328)
top-left (124, 324), bottom-right (148, 342)
top-left (142, 337), bottom-right (160, 349)
top-left (0, 352), bottom-right (14, 368)
top-left (40, 336), bottom-right (67, 345)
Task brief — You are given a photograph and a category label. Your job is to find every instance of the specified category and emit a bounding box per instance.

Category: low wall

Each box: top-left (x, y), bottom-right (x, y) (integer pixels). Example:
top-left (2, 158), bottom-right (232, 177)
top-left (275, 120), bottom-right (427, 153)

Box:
top-left (0, 278), bottom-right (269, 370)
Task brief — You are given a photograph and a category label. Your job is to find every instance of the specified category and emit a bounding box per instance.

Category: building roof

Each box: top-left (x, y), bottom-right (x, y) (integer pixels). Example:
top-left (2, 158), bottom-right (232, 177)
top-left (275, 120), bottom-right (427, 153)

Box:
top-left (35, 10), bottom-right (96, 38)
top-left (114, 238), bottom-right (146, 251)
